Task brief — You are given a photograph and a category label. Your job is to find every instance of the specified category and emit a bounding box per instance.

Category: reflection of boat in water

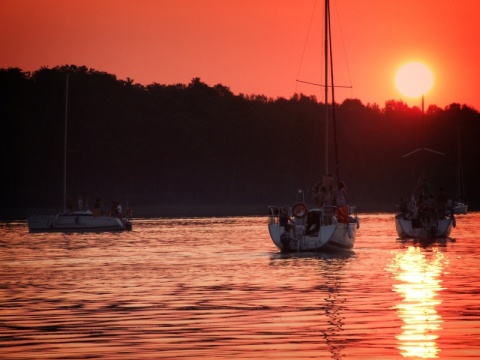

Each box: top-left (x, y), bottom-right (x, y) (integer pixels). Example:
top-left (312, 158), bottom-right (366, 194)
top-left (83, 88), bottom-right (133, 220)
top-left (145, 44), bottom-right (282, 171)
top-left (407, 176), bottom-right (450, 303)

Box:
top-left (387, 246), bottom-right (445, 358)
top-left (27, 74), bottom-right (132, 233)
top-left (269, 250), bottom-right (351, 359)
top-left (267, 0), bottom-right (358, 252)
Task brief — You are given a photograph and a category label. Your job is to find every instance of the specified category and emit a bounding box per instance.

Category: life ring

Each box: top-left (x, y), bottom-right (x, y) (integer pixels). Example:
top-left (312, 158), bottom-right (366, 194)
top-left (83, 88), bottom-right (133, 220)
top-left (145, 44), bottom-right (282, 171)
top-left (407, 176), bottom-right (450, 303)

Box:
top-left (292, 202), bottom-right (308, 218)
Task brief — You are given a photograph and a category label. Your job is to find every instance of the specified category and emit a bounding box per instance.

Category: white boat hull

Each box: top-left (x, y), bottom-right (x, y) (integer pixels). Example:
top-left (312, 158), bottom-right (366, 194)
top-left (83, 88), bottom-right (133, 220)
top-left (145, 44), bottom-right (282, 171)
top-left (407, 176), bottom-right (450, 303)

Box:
top-left (453, 203), bottom-right (468, 215)
top-left (28, 212), bottom-right (131, 233)
top-left (329, 223), bottom-right (357, 249)
top-left (268, 206), bottom-right (358, 252)
top-left (268, 222), bottom-right (337, 252)
top-left (395, 215), bottom-right (453, 239)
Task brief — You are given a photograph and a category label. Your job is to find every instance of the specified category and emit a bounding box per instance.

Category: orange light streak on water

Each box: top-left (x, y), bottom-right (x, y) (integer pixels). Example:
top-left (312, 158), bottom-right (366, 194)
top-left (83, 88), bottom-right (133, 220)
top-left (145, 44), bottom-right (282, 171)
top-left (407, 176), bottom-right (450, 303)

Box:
top-left (389, 246), bottom-right (446, 358)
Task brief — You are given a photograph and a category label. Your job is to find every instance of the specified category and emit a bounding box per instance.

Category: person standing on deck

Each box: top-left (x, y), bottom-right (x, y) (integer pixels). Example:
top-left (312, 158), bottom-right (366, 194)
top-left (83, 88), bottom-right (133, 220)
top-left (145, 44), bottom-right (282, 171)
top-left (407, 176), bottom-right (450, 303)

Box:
top-left (335, 181), bottom-right (349, 223)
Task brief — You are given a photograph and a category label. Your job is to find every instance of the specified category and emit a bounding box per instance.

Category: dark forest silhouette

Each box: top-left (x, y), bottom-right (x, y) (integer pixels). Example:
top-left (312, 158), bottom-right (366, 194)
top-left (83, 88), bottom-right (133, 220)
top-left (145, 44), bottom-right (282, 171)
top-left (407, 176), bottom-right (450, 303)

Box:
top-left (1, 65), bottom-right (479, 219)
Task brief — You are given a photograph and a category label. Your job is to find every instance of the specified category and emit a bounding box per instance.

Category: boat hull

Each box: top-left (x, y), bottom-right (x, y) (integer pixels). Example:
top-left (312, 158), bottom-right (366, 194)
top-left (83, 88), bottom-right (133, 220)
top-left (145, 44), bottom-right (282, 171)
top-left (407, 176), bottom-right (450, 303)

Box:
top-left (453, 204), bottom-right (468, 215)
top-left (329, 222), bottom-right (356, 249)
top-left (268, 222), bottom-right (337, 252)
top-left (268, 205), bottom-right (358, 252)
top-left (28, 213), bottom-right (131, 233)
top-left (395, 215), bottom-right (453, 239)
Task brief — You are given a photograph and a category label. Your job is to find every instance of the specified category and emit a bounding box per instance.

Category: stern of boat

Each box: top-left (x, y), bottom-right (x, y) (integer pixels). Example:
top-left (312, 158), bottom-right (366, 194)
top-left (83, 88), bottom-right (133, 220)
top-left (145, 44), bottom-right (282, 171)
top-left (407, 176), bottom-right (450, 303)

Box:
top-left (268, 205), bottom-right (337, 252)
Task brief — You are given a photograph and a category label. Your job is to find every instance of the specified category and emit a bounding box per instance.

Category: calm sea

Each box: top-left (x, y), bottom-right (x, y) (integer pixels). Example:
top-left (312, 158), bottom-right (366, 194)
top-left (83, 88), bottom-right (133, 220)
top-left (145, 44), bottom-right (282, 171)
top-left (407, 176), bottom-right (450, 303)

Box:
top-left (1, 213), bottom-right (479, 359)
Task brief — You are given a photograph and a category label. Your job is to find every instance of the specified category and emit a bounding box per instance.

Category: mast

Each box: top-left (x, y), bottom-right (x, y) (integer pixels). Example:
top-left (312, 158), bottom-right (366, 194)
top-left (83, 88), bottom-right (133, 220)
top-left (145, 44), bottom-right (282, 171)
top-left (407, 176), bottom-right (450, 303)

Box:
top-left (324, 0), bottom-right (329, 175)
top-left (457, 125), bottom-right (465, 198)
top-left (402, 94), bottom-right (444, 168)
top-left (63, 74), bottom-right (69, 213)
top-left (328, 0), bottom-right (340, 182)
top-left (324, 0), bottom-right (340, 181)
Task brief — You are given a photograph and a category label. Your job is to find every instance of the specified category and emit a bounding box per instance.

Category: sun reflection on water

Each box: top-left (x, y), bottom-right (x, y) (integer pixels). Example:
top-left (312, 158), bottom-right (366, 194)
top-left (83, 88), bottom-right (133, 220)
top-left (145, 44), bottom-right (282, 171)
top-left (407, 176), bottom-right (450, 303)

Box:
top-left (388, 246), bottom-right (447, 358)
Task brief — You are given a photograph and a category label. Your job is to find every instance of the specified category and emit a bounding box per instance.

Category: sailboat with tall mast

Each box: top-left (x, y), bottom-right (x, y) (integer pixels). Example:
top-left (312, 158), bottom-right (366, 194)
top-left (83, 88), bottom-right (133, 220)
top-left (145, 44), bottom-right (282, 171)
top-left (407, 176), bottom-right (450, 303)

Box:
top-left (268, 0), bottom-right (359, 252)
top-left (27, 74), bottom-right (132, 233)
top-left (395, 95), bottom-right (454, 239)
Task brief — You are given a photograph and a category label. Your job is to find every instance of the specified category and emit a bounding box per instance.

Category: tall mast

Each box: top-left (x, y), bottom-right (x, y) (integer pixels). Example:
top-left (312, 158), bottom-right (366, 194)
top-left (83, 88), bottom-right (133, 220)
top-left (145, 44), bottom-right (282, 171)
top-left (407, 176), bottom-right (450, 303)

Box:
top-left (63, 74), bottom-right (69, 213)
top-left (328, 0), bottom-right (340, 182)
top-left (324, 0), bottom-right (329, 175)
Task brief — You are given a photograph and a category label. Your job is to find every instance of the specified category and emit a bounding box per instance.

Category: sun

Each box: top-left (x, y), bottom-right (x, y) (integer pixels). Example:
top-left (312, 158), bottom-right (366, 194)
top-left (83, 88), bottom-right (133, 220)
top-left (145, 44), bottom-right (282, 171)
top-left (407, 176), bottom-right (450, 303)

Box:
top-left (395, 62), bottom-right (434, 98)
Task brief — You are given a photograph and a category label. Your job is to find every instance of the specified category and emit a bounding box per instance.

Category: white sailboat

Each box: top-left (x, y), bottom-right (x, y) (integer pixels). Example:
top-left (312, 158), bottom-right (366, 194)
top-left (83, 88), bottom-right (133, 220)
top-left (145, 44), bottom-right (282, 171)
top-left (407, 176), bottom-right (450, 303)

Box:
top-left (268, 0), bottom-right (359, 252)
top-left (395, 96), bottom-right (454, 239)
top-left (27, 74), bottom-right (132, 233)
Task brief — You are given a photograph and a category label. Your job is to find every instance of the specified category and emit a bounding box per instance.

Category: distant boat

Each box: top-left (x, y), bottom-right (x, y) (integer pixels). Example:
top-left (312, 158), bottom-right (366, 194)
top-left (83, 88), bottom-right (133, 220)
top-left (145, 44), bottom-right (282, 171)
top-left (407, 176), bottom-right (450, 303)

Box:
top-left (28, 211), bottom-right (131, 233)
top-left (452, 202), bottom-right (468, 215)
top-left (27, 74), bottom-right (132, 233)
top-left (395, 96), bottom-right (454, 239)
top-left (268, 0), bottom-right (359, 252)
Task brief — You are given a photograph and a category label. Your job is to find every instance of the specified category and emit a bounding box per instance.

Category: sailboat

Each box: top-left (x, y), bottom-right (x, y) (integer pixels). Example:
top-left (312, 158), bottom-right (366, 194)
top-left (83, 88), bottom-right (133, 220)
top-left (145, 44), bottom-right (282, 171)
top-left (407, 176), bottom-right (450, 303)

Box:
top-left (27, 74), bottom-right (132, 233)
top-left (452, 126), bottom-right (468, 215)
top-left (268, 0), bottom-right (359, 252)
top-left (395, 96), bottom-right (454, 239)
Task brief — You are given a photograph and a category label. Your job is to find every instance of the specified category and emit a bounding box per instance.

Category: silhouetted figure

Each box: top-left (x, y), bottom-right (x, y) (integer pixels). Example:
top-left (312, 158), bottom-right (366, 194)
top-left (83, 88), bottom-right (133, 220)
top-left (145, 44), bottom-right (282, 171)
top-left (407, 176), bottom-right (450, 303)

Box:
top-left (335, 181), bottom-right (349, 223)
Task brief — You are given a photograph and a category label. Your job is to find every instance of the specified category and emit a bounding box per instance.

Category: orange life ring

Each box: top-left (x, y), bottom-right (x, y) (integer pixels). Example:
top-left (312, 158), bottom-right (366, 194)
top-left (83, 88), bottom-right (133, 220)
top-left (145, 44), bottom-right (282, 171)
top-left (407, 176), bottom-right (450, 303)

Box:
top-left (292, 202), bottom-right (308, 218)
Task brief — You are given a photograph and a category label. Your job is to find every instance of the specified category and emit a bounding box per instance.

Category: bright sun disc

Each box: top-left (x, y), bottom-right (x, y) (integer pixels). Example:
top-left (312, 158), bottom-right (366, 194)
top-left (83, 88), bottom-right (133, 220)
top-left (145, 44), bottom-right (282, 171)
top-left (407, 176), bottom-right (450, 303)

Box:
top-left (395, 62), bottom-right (433, 98)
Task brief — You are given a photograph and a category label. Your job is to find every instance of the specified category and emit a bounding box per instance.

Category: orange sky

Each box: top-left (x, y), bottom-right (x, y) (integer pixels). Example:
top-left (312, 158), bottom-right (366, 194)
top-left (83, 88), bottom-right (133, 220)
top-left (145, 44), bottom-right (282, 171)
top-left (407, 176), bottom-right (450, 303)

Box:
top-left (1, 0), bottom-right (479, 110)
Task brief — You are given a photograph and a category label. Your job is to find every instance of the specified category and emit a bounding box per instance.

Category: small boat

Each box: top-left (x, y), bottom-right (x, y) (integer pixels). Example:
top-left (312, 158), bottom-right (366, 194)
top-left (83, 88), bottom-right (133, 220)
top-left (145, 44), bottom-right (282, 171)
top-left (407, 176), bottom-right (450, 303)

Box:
top-left (395, 97), bottom-right (454, 240)
top-left (395, 194), bottom-right (454, 239)
top-left (452, 201), bottom-right (468, 215)
top-left (268, 202), bottom-right (358, 252)
top-left (28, 211), bottom-right (131, 233)
top-left (27, 74), bottom-right (132, 233)
top-left (268, 0), bottom-right (359, 252)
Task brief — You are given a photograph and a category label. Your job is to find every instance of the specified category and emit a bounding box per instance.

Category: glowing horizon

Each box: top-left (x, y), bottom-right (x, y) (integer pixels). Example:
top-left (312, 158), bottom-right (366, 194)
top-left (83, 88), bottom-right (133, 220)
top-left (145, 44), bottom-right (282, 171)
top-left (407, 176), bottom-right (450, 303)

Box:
top-left (1, 0), bottom-right (479, 110)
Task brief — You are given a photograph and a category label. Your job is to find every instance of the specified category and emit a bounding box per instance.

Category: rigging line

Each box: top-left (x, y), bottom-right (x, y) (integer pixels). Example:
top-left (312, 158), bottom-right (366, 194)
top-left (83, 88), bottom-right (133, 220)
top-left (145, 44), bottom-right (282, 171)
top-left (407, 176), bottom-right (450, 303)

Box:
top-left (332, 0), bottom-right (354, 97)
top-left (302, 0), bottom-right (321, 194)
top-left (296, 79), bottom-right (352, 88)
top-left (296, 0), bottom-right (319, 92)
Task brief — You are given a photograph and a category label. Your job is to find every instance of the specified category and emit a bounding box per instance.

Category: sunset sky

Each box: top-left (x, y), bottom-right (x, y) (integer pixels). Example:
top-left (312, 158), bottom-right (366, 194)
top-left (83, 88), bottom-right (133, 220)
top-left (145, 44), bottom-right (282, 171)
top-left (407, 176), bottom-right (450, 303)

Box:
top-left (1, 0), bottom-right (479, 110)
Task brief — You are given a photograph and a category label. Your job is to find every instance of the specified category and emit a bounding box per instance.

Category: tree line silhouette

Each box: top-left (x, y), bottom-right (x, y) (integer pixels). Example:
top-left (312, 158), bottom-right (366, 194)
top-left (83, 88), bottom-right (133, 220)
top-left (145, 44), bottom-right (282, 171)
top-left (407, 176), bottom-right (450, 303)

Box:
top-left (1, 65), bottom-right (479, 219)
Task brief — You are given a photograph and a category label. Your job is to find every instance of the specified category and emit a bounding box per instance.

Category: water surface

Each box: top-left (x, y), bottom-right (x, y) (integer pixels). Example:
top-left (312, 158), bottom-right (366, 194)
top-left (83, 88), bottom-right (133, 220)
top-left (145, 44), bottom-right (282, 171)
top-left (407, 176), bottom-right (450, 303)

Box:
top-left (1, 213), bottom-right (479, 359)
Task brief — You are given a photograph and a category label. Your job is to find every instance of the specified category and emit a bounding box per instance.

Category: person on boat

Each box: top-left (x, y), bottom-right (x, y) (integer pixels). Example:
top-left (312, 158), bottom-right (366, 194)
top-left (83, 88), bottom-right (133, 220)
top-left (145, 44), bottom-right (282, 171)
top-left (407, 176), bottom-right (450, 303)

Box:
top-left (312, 181), bottom-right (322, 206)
top-left (126, 206), bottom-right (133, 219)
top-left (322, 173), bottom-right (335, 199)
top-left (111, 201), bottom-right (120, 217)
top-left (93, 195), bottom-right (103, 216)
top-left (317, 186), bottom-right (334, 225)
top-left (116, 202), bottom-right (123, 218)
top-left (419, 177), bottom-right (432, 202)
top-left (318, 186), bottom-right (333, 207)
top-left (436, 187), bottom-right (448, 216)
top-left (334, 181), bottom-right (349, 223)
top-left (279, 206), bottom-right (292, 233)
top-left (399, 197), bottom-right (412, 219)
top-left (77, 195), bottom-right (84, 211)
top-left (66, 194), bottom-right (73, 213)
